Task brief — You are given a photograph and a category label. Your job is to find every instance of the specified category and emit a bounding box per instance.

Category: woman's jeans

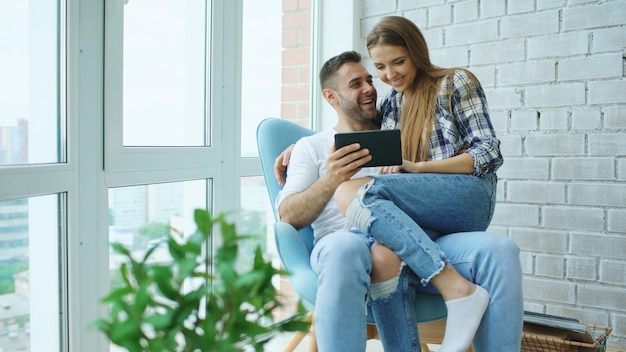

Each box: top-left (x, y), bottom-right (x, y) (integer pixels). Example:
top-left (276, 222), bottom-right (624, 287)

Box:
top-left (370, 231), bottom-right (523, 351)
top-left (311, 226), bottom-right (523, 351)
top-left (345, 173), bottom-right (497, 284)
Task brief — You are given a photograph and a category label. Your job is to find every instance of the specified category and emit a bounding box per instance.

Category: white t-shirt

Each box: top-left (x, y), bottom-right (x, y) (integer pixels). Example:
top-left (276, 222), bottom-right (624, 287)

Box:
top-left (276, 129), bottom-right (378, 243)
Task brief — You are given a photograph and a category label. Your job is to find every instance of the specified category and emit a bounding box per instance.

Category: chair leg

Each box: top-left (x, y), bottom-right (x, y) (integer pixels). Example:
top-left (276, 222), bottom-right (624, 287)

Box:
top-left (366, 324), bottom-right (380, 340)
top-left (283, 312), bottom-right (315, 352)
top-left (307, 312), bottom-right (317, 352)
top-left (283, 330), bottom-right (307, 352)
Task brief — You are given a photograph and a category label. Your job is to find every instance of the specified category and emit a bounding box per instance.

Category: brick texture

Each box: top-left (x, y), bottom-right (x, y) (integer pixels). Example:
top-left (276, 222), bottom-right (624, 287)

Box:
top-left (281, 0), bottom-right (311, 121)
top-left (358, 1), bottom-right (626, 348)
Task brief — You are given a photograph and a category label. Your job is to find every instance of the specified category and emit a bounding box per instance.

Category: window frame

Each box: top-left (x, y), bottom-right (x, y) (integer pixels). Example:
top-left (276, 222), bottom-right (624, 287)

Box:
top-left (76, 1), bottom-right (244, 351)
top-left (103, 0), bottom-right (224, 179)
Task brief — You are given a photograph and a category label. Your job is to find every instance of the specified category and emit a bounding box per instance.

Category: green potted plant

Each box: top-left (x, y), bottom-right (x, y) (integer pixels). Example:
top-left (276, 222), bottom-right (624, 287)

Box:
top-left (95, 209), bottom-right (309, 352)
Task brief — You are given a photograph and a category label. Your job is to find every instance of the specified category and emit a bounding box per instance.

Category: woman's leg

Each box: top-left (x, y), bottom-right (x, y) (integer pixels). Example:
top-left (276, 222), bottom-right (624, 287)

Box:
top-left (338, 173), bottom-right (496, 233)
top-left (339, 173), bottom-right (496, 351)
top-left (434, 232), bottom-right (524, 351)
top-left (335, 177), bottom-right (371, 216)
top-left (337, 173), bottom-right (496, 278)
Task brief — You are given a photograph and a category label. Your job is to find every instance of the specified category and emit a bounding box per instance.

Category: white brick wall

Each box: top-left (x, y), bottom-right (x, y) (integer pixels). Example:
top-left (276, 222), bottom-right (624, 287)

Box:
top-left (360, 0), bottom-right (626, 348)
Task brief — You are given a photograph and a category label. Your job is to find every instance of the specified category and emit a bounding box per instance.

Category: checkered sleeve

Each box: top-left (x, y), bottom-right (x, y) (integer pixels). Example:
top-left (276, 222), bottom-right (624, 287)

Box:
top-left (450, 70), bottom-right (503, 175)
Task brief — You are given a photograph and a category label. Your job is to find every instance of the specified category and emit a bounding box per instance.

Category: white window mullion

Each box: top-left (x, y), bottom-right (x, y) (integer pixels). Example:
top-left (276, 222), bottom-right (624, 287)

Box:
top-left (73, 0), bottom-right (109, 350)
top-left (210, 0), bottom-right (241, 217)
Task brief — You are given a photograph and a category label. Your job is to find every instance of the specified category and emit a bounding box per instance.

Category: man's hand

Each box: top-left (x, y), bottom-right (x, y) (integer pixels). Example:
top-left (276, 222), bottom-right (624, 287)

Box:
top-left (274, 144), bottom-right (295, 186)
top-left (323, 142), bottom-right (372, 186)
top-left (274, 142), bottom-right (372, 186)
top-left (278, 142), bottom-right (372, 229)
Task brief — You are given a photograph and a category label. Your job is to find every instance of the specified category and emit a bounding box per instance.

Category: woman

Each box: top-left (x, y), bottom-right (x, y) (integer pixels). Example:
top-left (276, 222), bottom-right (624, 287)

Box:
top-left (334, 16), bottom-right (503, 352)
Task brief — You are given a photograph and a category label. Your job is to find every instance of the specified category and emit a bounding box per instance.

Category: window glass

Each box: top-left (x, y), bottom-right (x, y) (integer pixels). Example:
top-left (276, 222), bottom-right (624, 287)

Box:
top-left (108, 180), bottom-right (209, 265)
top-left (239, 176), bottom-right (274, 268)
top-left (122, 0), bottom-right (209, 147)
top-left (0, 194), bottom-right (63, 352)
top-left (240, 0), bottom-right (282, 157)
top-left (0, 0), bottom-right (64, 165)
top-left (108, 180), bottom-right (210, 352)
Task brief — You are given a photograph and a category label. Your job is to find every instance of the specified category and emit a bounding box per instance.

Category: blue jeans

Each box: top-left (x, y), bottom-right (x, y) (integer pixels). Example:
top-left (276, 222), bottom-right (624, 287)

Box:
top-left (345, 173), bottom-right (523, 350)
top-left (369, 231), bottom-right (523, 351)
top-left (345, 173), bottom-right (497, 284)
top-left (310, 230), bottom-right (372, 351)
top-left (311, 228), bottom-right (523, 351)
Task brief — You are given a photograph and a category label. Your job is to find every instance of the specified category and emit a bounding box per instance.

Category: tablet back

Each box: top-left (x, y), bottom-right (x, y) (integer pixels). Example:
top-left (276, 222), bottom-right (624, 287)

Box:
top-left (334, 129), bottom-right (402, 167)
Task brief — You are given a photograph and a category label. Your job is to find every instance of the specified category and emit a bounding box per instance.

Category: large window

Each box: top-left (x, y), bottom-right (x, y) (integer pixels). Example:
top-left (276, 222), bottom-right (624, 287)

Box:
top-left (0, 0), bottom-right (68, 351)
top-left (239, 0), bottom-right (283, 264)
top-left (0, 0), bottom-right (65, 165)
top-left (0, 195), bottom-right (65, 351)
top-left (108, 181), bottom-right (210, 294)
top-left (240, 0), bottom-right (282, 157)
top-left (0, 0), bottom-right (323, 350)
top-left (122, 0), bottom-right (208, 147)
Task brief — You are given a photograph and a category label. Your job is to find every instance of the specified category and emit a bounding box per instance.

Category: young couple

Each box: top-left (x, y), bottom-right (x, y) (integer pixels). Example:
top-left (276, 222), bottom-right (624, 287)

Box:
top-left (275, 16), bottom-right (522, 352)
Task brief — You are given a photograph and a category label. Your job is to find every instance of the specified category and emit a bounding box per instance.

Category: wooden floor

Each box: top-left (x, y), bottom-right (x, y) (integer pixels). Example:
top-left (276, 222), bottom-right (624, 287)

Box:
top-left (265, 333), bottom-right (625, 352)
top-left (264, 333), bottom-right (386, 351)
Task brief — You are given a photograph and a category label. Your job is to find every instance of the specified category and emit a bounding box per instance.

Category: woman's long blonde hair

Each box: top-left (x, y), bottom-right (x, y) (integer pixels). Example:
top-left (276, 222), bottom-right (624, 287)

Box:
top-left (367, 16), bottom-right (475, 162)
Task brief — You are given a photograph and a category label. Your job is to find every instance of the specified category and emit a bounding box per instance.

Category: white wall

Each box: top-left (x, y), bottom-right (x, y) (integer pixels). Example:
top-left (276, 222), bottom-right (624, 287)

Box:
top-left (359, 0), bottom-right (626, 348)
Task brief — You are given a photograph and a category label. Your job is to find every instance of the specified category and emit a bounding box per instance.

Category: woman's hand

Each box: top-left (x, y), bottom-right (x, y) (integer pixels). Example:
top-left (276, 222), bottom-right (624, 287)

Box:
top-left (378, 160), bottom-right (420, 174)
top-left (387, 153), bottom-right (474, 174)
top-left (274, 144), bottom-right (295, 185)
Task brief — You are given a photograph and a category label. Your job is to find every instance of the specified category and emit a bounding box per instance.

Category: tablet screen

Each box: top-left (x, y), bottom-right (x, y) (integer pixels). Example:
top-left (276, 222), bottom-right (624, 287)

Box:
top-left (334, 129), bottom-right (402, 167)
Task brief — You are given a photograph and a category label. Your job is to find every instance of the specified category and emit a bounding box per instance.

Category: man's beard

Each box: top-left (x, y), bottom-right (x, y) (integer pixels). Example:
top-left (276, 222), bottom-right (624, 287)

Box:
top-left (338, 95), bottom-right (377, 123)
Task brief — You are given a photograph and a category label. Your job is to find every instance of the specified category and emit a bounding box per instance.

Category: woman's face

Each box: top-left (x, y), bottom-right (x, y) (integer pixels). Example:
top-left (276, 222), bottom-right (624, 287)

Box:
top-left (369, 44), bottom-right (417, 93)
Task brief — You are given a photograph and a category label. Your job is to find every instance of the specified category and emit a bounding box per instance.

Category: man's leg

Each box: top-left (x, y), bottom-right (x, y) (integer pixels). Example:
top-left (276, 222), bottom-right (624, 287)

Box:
top-left (426, 232), bottom-right (524, 351)
top-left (310, 231), bottom-right (372, 351)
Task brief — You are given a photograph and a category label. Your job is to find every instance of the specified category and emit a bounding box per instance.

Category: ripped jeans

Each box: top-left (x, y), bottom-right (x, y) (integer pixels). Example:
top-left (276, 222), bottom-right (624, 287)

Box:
top-left (345, 173), bottom-right (497, 285)
top-left (368, 231), bottom-right (523, 351)
top-left (349, 173), bottom-right (522, 351)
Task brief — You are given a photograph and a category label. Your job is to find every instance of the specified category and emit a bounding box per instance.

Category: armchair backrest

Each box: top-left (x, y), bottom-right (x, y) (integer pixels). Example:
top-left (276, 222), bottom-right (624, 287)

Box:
top-left (256, 117), bottom-right (315, 253)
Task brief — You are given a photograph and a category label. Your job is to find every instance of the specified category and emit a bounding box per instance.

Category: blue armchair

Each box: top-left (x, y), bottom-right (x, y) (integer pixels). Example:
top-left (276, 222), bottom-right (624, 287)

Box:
top-left (257, 117), bottom-right (468, 352)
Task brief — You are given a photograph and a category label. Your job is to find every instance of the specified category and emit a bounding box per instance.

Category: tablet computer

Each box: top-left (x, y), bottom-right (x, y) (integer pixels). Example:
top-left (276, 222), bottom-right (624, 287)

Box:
top-left (334, 129), bottom-right (402, 167)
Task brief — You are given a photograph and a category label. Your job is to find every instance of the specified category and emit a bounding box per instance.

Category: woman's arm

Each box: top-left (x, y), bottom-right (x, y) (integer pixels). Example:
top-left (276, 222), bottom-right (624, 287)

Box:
top-left (378, 152), bottom-right (474, 174)
top-left (451, 70), bottom-right (503, 175)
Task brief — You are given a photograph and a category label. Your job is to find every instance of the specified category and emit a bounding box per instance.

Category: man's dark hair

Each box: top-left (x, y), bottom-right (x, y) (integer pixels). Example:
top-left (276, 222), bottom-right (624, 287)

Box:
top-left (319, 51), bottom-right (362, 90)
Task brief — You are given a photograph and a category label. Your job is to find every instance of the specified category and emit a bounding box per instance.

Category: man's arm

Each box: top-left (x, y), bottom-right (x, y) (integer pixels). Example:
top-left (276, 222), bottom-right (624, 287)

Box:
top-left (279, 171), bottom-right (339, 229)
top-left (278, 142), bottom-right (372, 230)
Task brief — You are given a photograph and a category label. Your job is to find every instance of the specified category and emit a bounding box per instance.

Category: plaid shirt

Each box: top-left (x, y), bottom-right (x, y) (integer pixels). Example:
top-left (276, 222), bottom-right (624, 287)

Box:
top-left (378, 70), bottom-right (503, 176)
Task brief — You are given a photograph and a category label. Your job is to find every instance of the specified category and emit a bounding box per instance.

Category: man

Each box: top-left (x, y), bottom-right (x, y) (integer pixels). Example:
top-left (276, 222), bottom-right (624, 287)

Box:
top-left (276, 51), bottom-right (523, 351)
top-left (277, 50), bottom-right (408, 351)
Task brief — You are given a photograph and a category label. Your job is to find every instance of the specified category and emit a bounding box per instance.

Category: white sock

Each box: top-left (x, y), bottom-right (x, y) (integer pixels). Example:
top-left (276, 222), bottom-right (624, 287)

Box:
top-left (439, 285), bottom-right (490, 352)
